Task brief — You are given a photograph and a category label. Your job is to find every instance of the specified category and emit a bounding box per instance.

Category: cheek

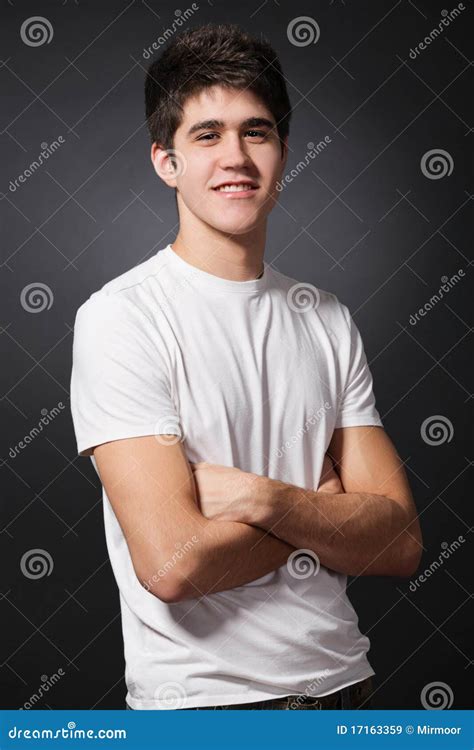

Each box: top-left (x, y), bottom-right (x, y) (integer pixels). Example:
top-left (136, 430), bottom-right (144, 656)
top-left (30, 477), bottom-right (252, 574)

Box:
top-left (179, 160), bottom-right (214, 204)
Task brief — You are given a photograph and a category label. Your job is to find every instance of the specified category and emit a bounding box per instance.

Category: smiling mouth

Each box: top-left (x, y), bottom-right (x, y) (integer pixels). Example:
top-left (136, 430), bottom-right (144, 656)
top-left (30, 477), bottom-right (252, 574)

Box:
top-left (212, 183), bottom-right (259, 195)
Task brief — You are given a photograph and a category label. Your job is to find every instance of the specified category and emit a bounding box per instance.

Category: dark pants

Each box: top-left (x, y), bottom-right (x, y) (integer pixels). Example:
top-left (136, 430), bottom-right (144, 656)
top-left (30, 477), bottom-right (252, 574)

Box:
top-left (125, 675), bottom-right (374, 710)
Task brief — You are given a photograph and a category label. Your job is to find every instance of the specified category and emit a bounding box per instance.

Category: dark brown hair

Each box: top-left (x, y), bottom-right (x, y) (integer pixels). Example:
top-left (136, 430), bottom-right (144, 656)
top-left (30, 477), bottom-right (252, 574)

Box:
top-left (144, 23), bottom-right (292, 152)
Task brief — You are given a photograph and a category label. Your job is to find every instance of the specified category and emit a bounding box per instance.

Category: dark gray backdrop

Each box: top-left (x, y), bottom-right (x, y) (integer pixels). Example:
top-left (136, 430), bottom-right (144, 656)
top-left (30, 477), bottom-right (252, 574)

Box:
top-left (1, 0), bottom-right (472, 710)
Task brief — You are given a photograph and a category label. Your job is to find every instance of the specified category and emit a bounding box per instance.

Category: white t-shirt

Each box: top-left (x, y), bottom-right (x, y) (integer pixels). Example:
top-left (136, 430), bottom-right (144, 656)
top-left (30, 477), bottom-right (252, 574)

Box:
top-left (70, 243), bottom-right (383, 710)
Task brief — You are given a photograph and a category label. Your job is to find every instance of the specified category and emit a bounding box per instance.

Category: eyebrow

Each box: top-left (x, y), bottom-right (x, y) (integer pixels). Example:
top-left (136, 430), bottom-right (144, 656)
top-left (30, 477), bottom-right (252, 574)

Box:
top-left (186, 117), bottom-right (276, 137)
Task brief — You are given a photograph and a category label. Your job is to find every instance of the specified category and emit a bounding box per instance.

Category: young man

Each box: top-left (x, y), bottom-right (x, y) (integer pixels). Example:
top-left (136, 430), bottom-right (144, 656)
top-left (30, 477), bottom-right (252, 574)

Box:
top-left (70, 23), bottom-right (422, 711)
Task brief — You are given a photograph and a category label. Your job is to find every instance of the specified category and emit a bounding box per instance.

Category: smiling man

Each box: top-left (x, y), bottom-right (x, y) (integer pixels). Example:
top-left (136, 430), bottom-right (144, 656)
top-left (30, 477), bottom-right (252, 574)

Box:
top-left (70, 23), bottom-right (422, 711)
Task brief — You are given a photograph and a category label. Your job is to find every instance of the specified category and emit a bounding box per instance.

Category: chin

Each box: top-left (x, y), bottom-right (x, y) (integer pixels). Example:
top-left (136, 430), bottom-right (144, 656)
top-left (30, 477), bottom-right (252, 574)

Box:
top-left (206, 210), bottom-right (265, 234)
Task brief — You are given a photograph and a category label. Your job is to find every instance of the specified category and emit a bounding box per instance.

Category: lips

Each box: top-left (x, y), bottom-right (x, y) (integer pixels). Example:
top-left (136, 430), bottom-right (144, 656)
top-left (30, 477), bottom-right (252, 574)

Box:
top-left (212, 181), bottom-right (259, 191)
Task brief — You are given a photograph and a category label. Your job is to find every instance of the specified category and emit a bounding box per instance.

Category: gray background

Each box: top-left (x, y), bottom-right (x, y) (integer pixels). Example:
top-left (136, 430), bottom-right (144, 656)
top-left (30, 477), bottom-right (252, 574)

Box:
top-left (1, 0), bottom-right (472, 709)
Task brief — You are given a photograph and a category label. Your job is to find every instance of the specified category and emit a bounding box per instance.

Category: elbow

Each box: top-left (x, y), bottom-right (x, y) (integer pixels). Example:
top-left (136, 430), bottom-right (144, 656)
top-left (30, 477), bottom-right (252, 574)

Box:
top-left (134, 555), bottom-right (194, 604)
top-left (139, 573), bottom-right (190, 603)
top-left (397, 537), bottom-right (423, 578)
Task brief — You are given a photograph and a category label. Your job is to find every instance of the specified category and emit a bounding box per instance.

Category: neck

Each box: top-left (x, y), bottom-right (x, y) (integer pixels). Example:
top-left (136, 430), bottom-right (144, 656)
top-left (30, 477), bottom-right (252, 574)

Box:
top-left (171, 205), bottom-right (267, 282)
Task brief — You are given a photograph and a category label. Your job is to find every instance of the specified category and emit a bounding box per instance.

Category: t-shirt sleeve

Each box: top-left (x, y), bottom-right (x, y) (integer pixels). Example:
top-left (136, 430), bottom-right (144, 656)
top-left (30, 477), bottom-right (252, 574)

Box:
top-left (334, 303), bottom-right (383, 429)
top-left (70, 293), bottom-right (182, 457)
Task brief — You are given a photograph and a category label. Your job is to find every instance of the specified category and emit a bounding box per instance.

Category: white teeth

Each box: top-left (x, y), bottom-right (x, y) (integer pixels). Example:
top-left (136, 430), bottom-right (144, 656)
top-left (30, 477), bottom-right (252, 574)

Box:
top-left (216, 184), bottom-right (255, 192)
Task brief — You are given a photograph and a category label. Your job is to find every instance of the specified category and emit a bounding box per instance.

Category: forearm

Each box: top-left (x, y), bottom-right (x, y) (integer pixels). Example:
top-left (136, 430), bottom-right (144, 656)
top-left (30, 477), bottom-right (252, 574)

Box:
top-left (248, 478), bottom-right (421, 577)
top-left (179, 517), bottom-right (295, 600)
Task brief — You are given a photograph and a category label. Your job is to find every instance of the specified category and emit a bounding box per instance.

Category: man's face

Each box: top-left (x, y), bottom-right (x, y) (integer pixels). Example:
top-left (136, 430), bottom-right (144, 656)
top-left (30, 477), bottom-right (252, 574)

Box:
top-left (153, 85), bottom-right (288, 235)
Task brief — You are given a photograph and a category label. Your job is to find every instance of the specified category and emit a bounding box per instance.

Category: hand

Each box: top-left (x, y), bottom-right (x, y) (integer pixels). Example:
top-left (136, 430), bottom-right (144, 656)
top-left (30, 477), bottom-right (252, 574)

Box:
top-left (190, 461), bottom-right (258, 523)
top-left (317, 453), bottom-right (344, 494)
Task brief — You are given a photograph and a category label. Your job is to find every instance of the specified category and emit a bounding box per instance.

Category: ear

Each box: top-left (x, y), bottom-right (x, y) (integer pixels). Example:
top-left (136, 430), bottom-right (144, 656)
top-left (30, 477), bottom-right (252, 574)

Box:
top-left (151, 142), bottom-right (178, 188)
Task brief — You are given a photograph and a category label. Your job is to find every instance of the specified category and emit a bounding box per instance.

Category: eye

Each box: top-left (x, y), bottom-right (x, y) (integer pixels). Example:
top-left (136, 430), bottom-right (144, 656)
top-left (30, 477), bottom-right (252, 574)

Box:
top-left (196, 130), bottom-right (269, 142)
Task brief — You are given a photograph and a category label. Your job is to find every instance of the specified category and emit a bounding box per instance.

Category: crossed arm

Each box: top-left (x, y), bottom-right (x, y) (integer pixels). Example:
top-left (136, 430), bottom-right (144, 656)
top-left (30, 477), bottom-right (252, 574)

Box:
top-left (93, 425), bottom-right (423, 603)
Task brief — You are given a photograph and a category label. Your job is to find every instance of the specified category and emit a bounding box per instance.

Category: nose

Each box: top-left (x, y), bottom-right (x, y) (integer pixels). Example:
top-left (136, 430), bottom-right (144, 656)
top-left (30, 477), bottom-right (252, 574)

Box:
top-left (218, 133), bottom-right (253, 170)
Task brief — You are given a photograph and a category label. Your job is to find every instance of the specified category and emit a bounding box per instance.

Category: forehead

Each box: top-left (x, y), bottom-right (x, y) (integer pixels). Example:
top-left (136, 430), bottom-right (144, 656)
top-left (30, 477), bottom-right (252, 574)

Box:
top-left (178, 85), bottom-right (273, 127)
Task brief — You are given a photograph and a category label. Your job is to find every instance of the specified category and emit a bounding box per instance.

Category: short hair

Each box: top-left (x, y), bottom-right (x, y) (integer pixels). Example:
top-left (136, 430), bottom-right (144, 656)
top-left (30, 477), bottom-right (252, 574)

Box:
top-left (144, 23), bottom-right (292, 152)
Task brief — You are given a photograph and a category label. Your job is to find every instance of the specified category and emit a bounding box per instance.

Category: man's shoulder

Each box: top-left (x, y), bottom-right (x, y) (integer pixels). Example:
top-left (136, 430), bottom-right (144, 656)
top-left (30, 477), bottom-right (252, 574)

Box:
top-left (269, 264), bottom-right (347, 320)
top-left (75, 248), bottom-right (169, 323)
